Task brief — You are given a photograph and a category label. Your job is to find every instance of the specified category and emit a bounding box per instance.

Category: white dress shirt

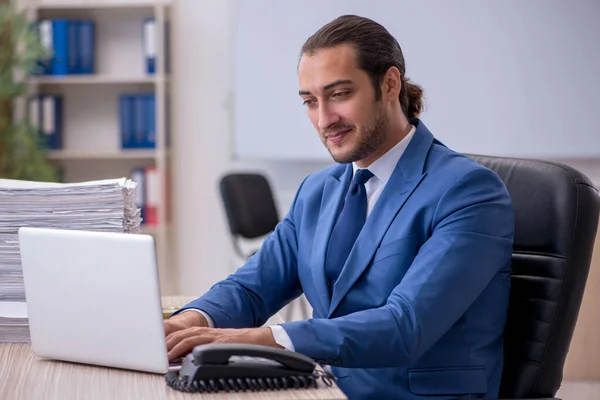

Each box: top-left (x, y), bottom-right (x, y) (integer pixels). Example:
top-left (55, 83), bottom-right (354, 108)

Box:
top-left (184, 125), bottom-right (416, 351)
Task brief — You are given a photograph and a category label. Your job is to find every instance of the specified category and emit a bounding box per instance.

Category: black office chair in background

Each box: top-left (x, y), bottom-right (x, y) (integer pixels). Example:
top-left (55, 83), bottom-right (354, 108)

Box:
top-left (219, 173), bottom-right (280, 260)
top-left (219, 172), bottom-right (310, 321)
top-left (469, 155), bottom-right (599, 399)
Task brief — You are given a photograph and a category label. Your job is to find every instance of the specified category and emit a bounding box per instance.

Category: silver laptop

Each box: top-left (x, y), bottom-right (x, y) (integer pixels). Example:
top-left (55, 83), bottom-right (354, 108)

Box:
top-left (18, 227), bottom-right (169, 374)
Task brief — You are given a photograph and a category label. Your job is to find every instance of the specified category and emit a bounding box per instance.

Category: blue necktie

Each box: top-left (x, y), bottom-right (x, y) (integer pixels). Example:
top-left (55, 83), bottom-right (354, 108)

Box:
top-left (324, 169), bottom-right (374, 288)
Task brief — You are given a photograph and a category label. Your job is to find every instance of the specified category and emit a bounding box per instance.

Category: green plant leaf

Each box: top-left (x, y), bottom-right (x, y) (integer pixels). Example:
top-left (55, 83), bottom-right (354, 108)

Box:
top-left (0, 4), bottom-right (59, 182)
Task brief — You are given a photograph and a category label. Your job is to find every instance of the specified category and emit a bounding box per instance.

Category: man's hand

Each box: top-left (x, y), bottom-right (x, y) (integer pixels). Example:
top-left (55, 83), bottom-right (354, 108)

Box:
top-left (164, 310), bottom-right (209, 336)
top-left (166, 326), bottom-right (282, 362)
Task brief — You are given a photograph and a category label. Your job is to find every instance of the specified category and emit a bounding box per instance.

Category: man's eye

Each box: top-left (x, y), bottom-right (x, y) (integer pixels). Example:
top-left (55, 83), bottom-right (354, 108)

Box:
top-left (333, 91), bottom-right (350, 99)
top-left (303, 99), bottom-right (316, 108)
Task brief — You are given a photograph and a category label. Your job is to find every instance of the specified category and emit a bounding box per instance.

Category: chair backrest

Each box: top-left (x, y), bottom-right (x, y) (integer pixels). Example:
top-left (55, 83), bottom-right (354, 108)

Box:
top-left (468, 155), bottom-right (600, 398)
top-left (219, 173), bottom-right (280, 240)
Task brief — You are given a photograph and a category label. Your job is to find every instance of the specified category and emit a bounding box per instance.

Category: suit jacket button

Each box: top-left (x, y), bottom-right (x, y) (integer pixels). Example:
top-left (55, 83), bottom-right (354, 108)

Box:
top-left (333, 359), bottom-right (341, 365)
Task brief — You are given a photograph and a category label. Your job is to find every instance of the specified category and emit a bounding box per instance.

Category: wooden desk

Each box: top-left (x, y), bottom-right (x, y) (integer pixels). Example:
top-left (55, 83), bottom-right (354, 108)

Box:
top-left (563, 223), bottom-right (600, 380)
top-left (0, 297), bottom-right (346, 400)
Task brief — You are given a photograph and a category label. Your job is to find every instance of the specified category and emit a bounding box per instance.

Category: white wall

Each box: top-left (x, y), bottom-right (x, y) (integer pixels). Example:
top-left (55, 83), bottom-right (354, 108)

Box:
top-left (170, 0), bottom-right (600, 296)
top-left (232, 0), bottom-right (600, 160)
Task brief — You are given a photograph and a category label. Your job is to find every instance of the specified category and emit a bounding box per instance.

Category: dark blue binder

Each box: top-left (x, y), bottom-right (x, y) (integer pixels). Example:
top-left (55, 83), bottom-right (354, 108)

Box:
top-left (51, 20), bottom-right (69, 75)
top-left (39, 95), bottom-right (63, 149)
top-left (120, 95), bottom-right (134, 149)
top-left (67, 20), bottom-right (79, 74)
top-left (78, 20), bottom-right (95, 74)
top-left (145, 94), bottom-right (156, 148)
top-left (133, 94), bottom-right (147, 148)
top-left (142, 18), bottom-right (156, 74)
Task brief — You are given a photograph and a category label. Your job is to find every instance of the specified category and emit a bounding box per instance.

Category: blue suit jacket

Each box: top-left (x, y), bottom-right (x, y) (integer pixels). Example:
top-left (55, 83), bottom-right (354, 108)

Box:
top-left (181, 119), bottom-right (514, 399)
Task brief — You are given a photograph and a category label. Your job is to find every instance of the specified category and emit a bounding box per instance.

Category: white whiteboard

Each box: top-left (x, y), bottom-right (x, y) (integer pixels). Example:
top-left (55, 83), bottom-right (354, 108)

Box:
top-left (232, 0), bottom-right (600, 160)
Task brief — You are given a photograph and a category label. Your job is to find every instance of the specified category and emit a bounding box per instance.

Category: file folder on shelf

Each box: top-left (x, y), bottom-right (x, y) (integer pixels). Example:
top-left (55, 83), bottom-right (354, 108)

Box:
top-left (133, 94), bottom-right (146, 148)
top-left (34, 19), bottom-right (95, 76)
top-left (78, 20), bottom-right (95, 74)
top-left (67, 20), bottom-right (79, 74)
top-left (28, 95), bottom-right (63, 149)
top-left (120, 94), bottom-right (134, 149)
top-left (144, 167), bottom-right (159, 226)
top-left (28, 96), bottom-right (41, 137)
top-left (50, 19), bottom-right (69, 76)
top-left (36, 20), bottom-right (53, 75)
top-left (145, 94), bottom-right (156, 148)
top-left (120, 94), bottom-right (156, 149)
top-left (143, 18), bottom-right (157, 74)
top-left (40, 95), bottom-right (63, 149)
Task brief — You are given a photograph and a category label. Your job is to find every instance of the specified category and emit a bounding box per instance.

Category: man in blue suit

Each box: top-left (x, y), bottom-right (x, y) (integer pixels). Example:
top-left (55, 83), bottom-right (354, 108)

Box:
top-left (165, 15), bottom-right (514, 399)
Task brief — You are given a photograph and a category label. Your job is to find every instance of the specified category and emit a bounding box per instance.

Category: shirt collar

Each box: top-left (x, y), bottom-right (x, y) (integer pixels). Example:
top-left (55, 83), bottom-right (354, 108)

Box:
top-left (352, 125), bottom-right (416, 186)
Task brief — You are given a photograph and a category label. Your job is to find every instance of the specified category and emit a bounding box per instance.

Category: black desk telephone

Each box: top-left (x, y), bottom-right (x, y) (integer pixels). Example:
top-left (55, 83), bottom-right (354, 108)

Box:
top-left (165, 343), bottom-right (335, 393)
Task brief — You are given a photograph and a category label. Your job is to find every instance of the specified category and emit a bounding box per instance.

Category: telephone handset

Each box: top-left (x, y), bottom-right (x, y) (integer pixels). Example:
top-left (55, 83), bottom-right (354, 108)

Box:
top-left (165, 343), bottom-right (335, 393)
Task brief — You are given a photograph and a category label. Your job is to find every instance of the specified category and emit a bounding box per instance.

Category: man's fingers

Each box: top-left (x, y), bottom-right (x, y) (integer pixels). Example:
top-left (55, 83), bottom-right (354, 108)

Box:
top-left (168, 335), bottom-right (214, 361)
top-left (164, 326), bottom-right (264, 361)
top-left (165, 328), bottom-right (276, 361)
top-left (166, 327), bottom-right (211, 351)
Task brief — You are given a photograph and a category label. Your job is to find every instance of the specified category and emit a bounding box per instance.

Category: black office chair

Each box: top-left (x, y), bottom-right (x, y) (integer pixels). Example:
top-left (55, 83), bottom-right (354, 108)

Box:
top-left (468, 155), bottom-right (600, 400)
top-left (219, 173), bottom-right (280, 260)
top-left (220, 160), bottom-right (599, 398)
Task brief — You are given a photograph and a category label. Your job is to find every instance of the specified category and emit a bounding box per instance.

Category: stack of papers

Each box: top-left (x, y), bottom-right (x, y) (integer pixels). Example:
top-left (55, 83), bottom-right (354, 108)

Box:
top-left (0, 177), bottom-right (141, 342)
top-left (0, 302), bottom-right (28, 343)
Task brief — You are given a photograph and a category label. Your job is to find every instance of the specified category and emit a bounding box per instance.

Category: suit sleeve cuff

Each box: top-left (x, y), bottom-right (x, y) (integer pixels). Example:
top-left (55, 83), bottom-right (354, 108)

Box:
top-left (268, 325), bottom-right (295, 351)
top-left (179, 309), bottom-right (215, 328)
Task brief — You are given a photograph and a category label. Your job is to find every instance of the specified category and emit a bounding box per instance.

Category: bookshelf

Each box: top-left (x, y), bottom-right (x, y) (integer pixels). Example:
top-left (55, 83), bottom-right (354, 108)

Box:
top-left (20, 0), bottom-right (175, 294)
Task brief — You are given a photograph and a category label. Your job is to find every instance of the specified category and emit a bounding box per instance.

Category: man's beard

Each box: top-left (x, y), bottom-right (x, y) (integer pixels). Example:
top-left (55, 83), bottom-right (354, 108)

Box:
top-left (323, 105), bottom-right (389, 164)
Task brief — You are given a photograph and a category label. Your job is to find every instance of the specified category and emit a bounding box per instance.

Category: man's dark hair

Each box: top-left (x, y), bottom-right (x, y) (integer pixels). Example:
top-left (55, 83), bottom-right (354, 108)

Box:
top-left (301, 15), bottom-right (424, 119)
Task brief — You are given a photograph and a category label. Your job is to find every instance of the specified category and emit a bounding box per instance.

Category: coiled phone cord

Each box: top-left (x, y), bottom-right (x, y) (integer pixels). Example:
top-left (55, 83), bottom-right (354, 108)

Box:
top-left (165, 370), bottom-right (335, 393)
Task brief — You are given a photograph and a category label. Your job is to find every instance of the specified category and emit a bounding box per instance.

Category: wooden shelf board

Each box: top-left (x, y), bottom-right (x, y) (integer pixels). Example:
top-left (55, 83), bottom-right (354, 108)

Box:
top-left (27, 75), bottom-right (165, 85)
top-left (46, 149), bottom-right (158, 160)
top-left (32, 0), bottom-right (171, 11)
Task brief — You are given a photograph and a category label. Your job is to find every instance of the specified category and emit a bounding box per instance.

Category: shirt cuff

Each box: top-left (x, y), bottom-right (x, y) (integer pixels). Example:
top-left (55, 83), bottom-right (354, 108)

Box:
top-left (269, 325), bottom-right (295, 351)
top-left (179, 308), bottom-right (215, 328)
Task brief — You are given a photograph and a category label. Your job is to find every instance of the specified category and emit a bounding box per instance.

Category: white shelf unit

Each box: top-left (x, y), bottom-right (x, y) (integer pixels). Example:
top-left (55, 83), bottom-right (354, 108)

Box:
top-left (30, 0), bottom-right (171, 10)
top-left (27, 75), bottom-right (160, 85)
top-left (22, 0), bottom-right (175, 294)
top-left (45, 149), bottom-right (164, 160)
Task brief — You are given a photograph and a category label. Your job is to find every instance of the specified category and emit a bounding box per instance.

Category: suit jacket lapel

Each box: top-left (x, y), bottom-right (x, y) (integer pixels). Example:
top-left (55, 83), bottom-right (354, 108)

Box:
top-left (310, 164), bottom-right (353, 315)
top-left (328, 119), bottom-right (435, 317)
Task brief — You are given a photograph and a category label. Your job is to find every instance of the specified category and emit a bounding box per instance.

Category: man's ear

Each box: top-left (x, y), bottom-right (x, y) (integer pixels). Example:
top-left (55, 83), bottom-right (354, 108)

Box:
top-left (382, 66), bottom-right (402, 101)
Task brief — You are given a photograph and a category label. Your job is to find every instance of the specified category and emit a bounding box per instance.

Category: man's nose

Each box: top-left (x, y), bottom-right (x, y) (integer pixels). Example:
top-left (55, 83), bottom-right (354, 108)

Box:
top-left (318, 105), bottom-right (341, 132)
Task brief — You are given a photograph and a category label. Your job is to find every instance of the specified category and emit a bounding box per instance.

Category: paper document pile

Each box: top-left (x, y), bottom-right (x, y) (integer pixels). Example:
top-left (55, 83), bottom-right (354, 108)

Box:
top-left (0, 302), bottom-right (28, 343)
top-left (0, 178), bottom-right (141, 342)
